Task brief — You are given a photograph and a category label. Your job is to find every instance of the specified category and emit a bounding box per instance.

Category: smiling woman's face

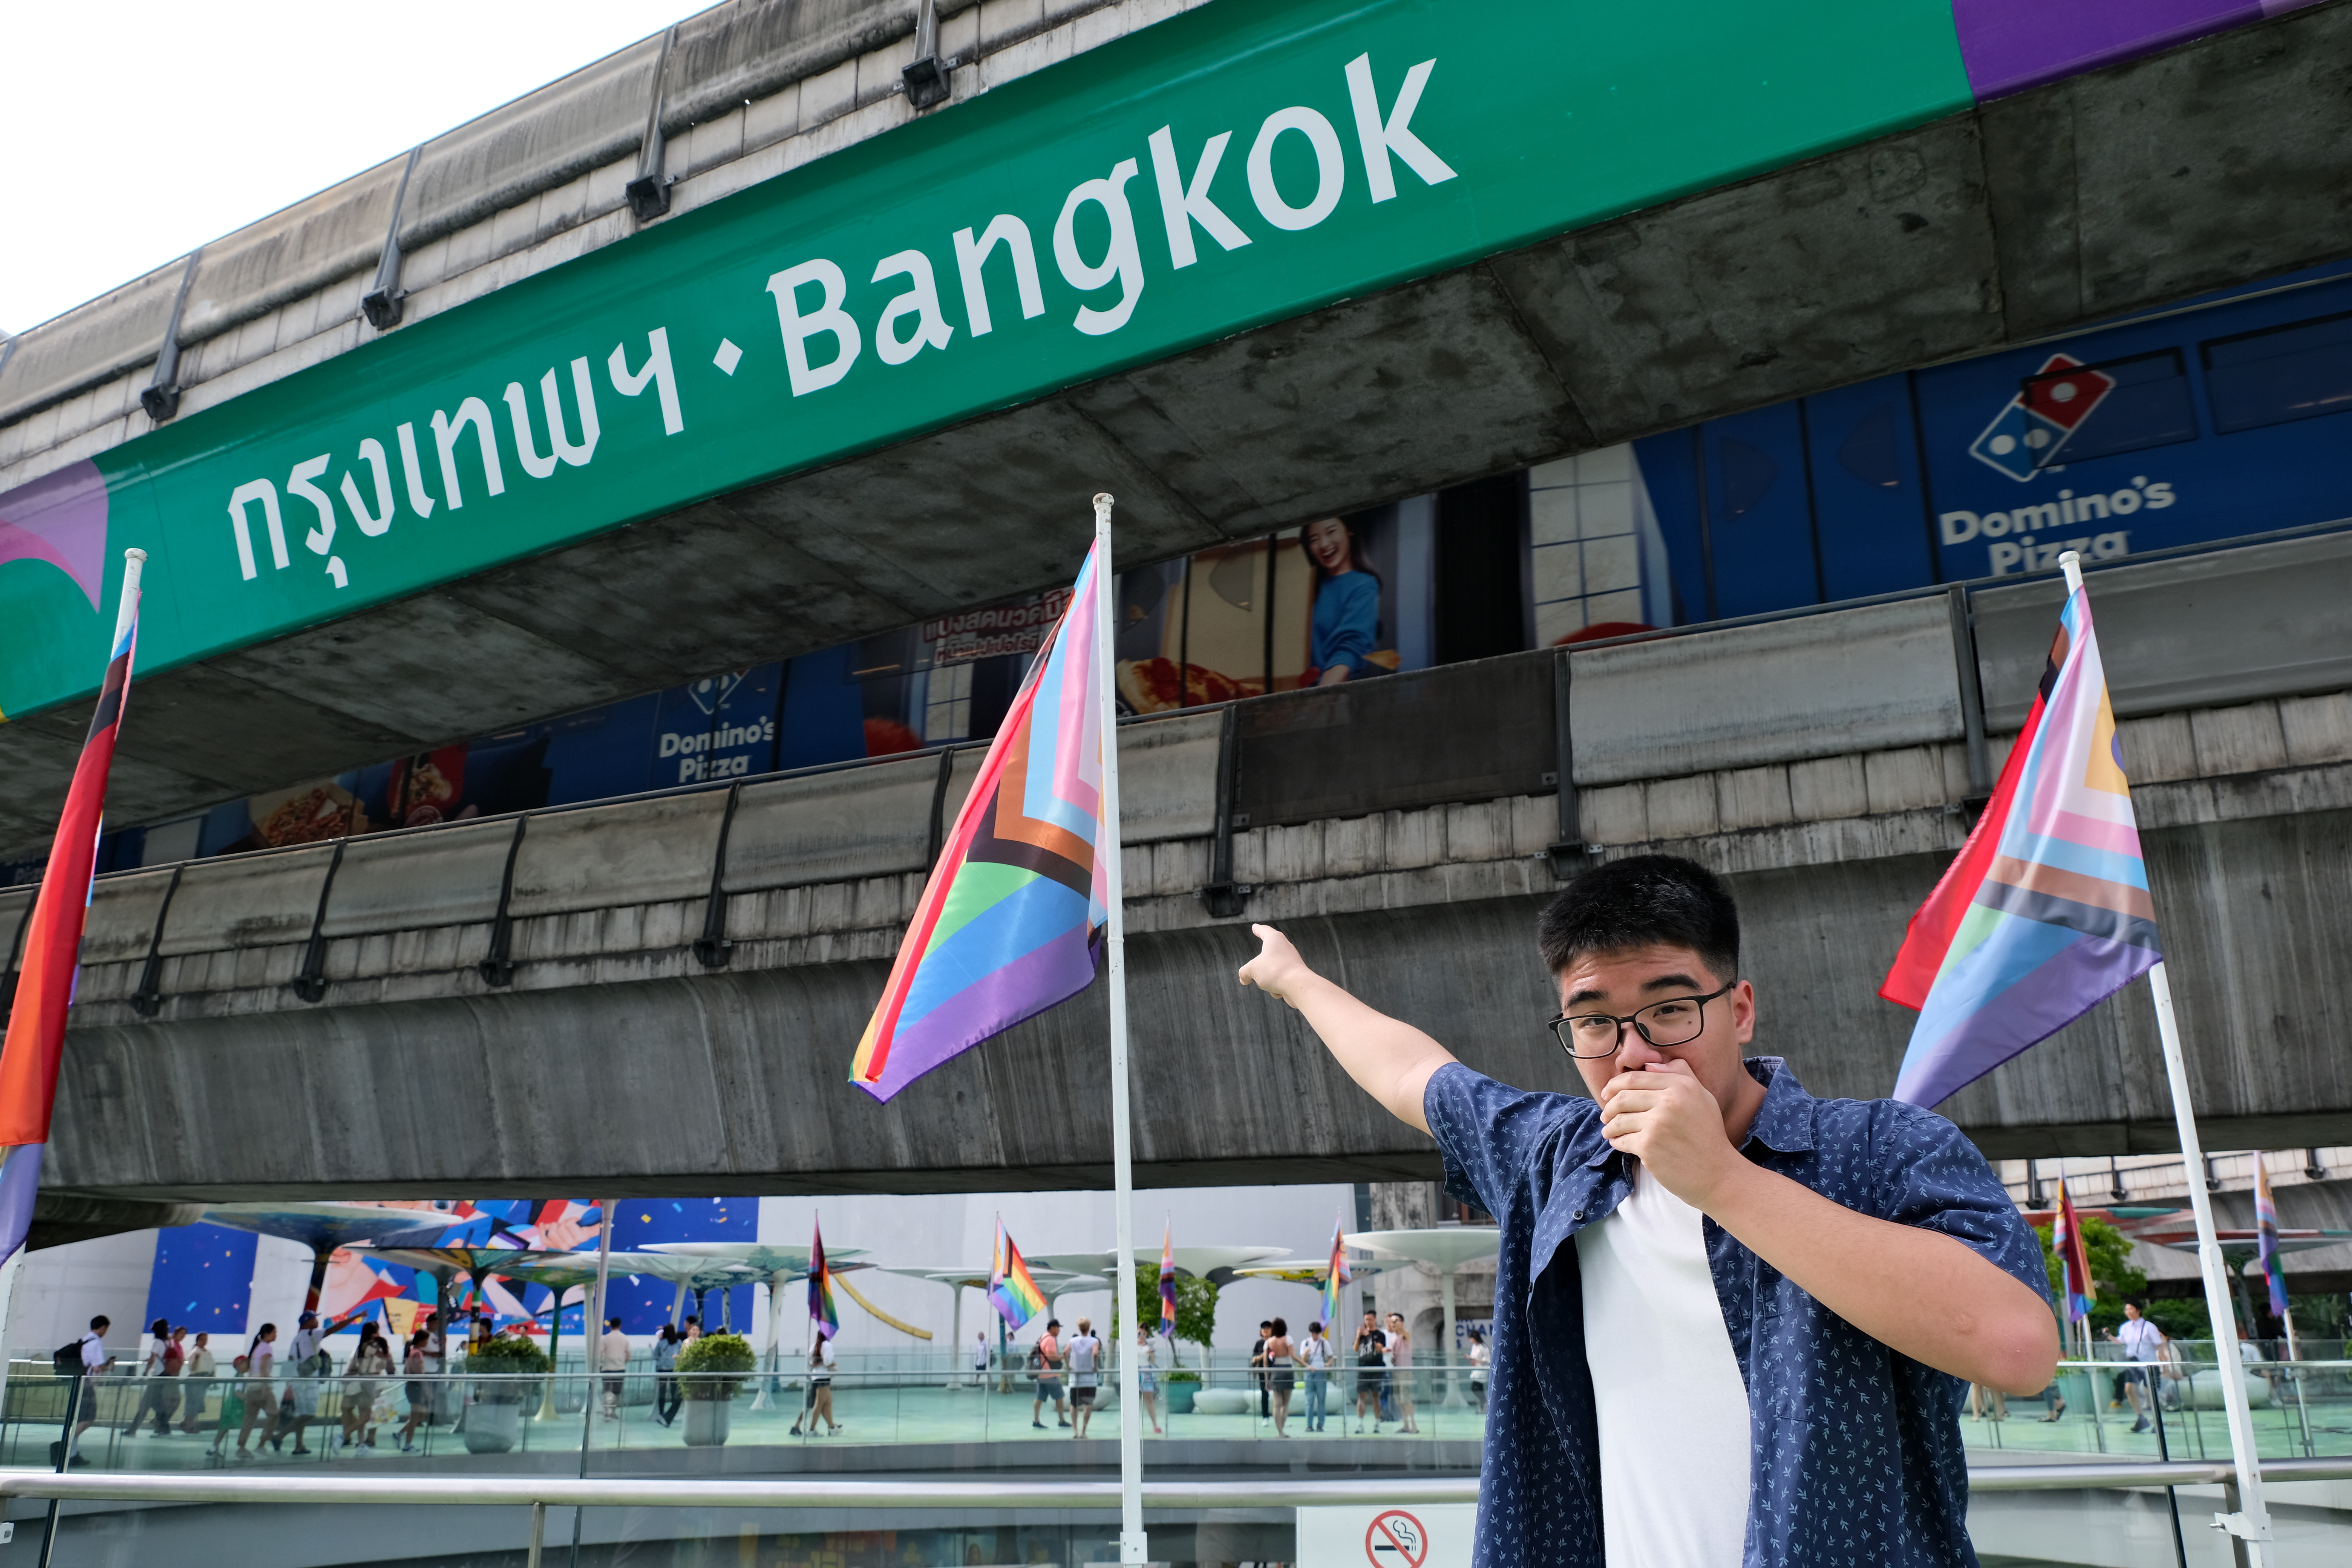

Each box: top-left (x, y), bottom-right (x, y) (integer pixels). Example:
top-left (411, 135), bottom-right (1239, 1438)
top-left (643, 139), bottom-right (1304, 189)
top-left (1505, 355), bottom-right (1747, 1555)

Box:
top-left (1306, 517), bottom-right (1352, 573)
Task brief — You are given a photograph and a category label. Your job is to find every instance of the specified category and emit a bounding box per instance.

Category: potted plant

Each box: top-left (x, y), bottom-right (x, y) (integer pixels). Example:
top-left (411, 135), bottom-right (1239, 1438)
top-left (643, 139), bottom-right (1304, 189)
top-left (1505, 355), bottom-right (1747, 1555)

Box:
top-left (462, 1334), bottom-right (550, 1454)
top-left (676, 1332), bottom-right (755, 1447)
top-left (1163, 1369), bottom-right (1200, 1415)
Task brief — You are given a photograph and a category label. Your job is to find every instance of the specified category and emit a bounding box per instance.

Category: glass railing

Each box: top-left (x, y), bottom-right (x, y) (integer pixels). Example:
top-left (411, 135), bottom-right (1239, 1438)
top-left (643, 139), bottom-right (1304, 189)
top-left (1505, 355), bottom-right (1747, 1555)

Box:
top-left (1959, 1356), bottom-right (2352, 1463)
top-left (0, 1359), bottom-right (1490, 1472)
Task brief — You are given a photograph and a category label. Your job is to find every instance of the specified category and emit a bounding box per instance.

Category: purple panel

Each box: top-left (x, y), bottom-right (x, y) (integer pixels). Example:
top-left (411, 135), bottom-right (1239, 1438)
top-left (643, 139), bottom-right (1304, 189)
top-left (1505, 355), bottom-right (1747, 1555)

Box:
top-left (0, 459), bottom-right (107, 613)
top-left (1950, 0), bottom-right (2312, 99)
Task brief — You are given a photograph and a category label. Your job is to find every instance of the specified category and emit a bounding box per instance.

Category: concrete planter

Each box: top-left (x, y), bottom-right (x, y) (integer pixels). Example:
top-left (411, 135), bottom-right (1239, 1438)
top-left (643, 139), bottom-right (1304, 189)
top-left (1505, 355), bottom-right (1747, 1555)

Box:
top-left (683, 1398), bottom-right (733, 1447)
top-left (1164, 1381), bottom-right (1198, 1414)
top-left (463, 1400), bottom-right (523, 1454)
top-left (1191, 1387), bottom-right (1251, 1416)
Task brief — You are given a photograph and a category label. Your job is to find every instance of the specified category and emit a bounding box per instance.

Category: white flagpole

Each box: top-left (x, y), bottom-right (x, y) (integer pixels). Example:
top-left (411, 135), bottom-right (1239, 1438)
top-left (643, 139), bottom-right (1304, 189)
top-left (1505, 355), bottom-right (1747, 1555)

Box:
top-left (2062, 551), bottom-right (2271, 1560)
top-left (1093, 493), bottom-right (1147, 1565)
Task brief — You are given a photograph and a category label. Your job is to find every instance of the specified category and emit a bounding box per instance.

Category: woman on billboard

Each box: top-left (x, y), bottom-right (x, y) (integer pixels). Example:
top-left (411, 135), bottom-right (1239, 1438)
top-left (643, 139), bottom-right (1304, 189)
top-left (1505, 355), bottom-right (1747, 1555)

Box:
top-left (1304, 516), bottom-right (1382, 686)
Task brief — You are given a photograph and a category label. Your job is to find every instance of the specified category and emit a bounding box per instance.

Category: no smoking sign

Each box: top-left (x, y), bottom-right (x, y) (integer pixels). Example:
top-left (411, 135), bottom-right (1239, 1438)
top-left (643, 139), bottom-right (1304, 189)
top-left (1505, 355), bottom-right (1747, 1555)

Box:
top-left (1298, 1501), bottom-right (1472, 1568)
top-left (1366, 1510), bottom-right (1429, 1567)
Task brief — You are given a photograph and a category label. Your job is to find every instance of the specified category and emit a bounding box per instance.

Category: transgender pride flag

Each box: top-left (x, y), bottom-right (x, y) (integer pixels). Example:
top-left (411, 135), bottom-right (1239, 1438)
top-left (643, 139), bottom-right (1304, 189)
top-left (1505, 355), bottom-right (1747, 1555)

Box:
top-left (1883, 580), bottom-right (2160, 1107)
top-left (851, 540), bottom-right (1110, 1100)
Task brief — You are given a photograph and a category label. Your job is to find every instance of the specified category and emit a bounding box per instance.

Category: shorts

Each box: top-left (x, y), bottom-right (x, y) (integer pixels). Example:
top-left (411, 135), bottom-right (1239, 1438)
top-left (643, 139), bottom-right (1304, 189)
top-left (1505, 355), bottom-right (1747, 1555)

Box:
top-left (1036, 1377), bottom-right (1063, 1398)
top-left (1070, 1386), bottom-right (1096, 1408)
top-left (405, 1381), bottom-right (427, 1408)
top-left (1272, 1370), bottom-right (1295, 1395)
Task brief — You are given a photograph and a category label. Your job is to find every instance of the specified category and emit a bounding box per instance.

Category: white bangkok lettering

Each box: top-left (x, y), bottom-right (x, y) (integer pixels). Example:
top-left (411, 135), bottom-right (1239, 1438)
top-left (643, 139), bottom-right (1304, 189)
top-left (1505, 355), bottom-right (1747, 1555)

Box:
top-left (1147, 126), bottom-right (1249, 267)
top-left (431, 398), bottom-right (505, 509)
top-left (226, 479), bottom-right (288, 580)
top-left (340, 438), bottom-right (395, 537)
top-left (1054, 159), bottom-right (1145, 336)
top-left (767, 259), bottom-right (864, 394)
top-left (286, 455), bottom-right (337, 557)
top-left (504, 359), bottom-right (600, 479)
top-left (953, 216), bottom-right (1044, 337)
top-left (395, 422), bottom-right (436, 518)
top-left (608, 329), bottom-right (685, 435)
top-left (1247, 106), bottom-right (1346, 231)
top-left (871, 250), bottom-right (956, 365)
top-left (1344, 54), bottom-right (1456, 202)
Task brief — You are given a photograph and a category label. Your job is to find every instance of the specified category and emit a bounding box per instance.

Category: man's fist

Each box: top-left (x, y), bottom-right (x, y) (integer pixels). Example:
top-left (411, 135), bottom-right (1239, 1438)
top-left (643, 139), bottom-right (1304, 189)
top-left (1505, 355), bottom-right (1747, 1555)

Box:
top-left (1237, 924), bottom-right (1316, 1007)
top-left (1598, 1059), bottom-right (1741, 1207)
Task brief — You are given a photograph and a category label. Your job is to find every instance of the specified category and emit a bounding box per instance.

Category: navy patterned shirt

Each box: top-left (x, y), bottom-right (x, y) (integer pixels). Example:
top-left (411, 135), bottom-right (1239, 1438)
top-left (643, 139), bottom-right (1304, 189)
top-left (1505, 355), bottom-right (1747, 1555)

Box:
top-left (1427, 1056), bottom-right (2049, 1568)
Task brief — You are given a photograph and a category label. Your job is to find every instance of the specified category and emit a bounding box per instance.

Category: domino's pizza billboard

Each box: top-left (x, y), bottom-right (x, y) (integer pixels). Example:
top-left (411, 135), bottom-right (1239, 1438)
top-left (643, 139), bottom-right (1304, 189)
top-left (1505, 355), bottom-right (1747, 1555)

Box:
top-left (1634, 261), bottom-right (2352, 621)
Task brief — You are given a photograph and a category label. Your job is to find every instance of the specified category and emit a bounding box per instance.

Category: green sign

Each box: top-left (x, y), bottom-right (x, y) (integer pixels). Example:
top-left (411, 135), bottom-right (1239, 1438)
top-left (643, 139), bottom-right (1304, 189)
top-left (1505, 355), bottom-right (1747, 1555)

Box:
top-left (0, 0), bottom-right (1969, 721)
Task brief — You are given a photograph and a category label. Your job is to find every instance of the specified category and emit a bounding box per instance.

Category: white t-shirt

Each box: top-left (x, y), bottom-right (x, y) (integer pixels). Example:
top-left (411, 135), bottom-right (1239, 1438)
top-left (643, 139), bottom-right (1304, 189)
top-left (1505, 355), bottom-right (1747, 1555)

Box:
top-left (1575, 1164), bottom-right (1751, 1567)
top-left (2117, 1318), bottom-right (2164, 1361)
top-left (1067, 1333), bottom-right (1101, 1386)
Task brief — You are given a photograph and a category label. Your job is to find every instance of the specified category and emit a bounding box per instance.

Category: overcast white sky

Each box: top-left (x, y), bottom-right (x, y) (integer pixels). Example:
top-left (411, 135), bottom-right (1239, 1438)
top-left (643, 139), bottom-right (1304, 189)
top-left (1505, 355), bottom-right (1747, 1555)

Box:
top-left (0, 1), bottom-right (706, 335)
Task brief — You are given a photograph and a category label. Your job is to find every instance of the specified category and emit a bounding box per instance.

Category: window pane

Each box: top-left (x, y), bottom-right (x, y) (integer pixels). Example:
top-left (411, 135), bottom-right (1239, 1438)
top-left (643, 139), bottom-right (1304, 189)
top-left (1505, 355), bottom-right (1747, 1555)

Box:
top-left (2202, 309), bottom-right (2352, 433)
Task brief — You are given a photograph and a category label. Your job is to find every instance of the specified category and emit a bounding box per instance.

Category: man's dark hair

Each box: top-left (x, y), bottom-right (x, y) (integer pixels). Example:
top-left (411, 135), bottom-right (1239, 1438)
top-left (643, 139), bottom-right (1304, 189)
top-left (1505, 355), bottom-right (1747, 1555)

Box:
top-left (1537, 854), bottom-right (1740, 982)
top-left (90, 1316), bottom-right (109, 1331)
top-left (2124, 1296), bottom-right (2148, 1310)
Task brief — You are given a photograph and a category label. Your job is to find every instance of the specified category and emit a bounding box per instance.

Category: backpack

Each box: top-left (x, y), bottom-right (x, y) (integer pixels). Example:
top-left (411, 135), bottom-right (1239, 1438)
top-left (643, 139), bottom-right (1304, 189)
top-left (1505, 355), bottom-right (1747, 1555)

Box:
top-left (52, 1338), bottom-right (86, 1377)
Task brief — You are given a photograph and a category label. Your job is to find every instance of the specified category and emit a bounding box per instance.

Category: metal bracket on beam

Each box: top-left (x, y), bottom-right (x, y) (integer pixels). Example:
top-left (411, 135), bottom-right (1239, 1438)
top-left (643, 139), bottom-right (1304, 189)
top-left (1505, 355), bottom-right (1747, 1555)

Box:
top-left (902, 0), bottom-right (955, 110)
top-left (288, 841), bottom-right (348, 1004)
top-left (479, 817), bottom-right (530, 987)
top-left (1948, 582), bottom-right (1993, 821)
top-left (924, 746), bottom-right (958, 866)
top-left (625, 27), bottom-right (679, 223)
top-left (692, 781), bottom-right (744, 969)
top-left (139, 248), bottom-right (203, 423)
top-left (1544, 646), bottom-right (1594, 879)
top-left (129, 863), bottom-right (186, 1018)
top-left (362, 145), bottom-right (423, 331)
top-left (1202, 705), bottom-right (1253, 918)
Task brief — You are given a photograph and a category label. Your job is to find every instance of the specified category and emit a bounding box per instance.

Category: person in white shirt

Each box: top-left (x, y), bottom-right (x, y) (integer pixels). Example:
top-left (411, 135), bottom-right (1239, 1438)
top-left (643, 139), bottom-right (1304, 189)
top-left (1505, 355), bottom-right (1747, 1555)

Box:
top-left (181, 1332), bottom-right (217, 1433)
top-left (1300, 1321), bottom-right (1333, 1432)
top-left (236, 1323), bottom-right (281, 1459)
top-left (1135, 1326), bottom-right (1164, 1435)
top-left (58, 1316), bottom-right (114, 1467)
top-left (791, 1333), bottom-right (841, 1436)
top-left (1065, 1318), bottom-right (1105, 1438)
top-left (2110, 1298), bottom-right (2166, 1434)
top-left (598, 1318), bottom-right (631, 1419)
top-left (971, 1329), bottom-right (990, 1387)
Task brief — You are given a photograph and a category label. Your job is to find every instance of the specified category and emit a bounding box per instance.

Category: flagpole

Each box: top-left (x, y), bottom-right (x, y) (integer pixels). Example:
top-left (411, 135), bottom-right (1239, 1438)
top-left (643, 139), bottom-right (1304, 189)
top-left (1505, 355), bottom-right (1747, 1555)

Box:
top-left (1093, 493), bottom-right (1146, 1566)
top-left (2060, 552), bottom-right (2271, 1560)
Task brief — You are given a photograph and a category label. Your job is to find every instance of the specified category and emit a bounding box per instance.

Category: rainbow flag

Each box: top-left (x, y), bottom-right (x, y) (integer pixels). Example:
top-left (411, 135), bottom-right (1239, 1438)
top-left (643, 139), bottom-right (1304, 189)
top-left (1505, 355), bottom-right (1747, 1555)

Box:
top-left (809, 1216), bottom-right (840, 1341)
top-left (2051, 1181), bottom-right (2094, 1324)
top-left (987, 1219), bottom-right (1046, 1331)
top-left (850, 542), bottom-right (1110, 1101)
top-left (2254, 1159), bottom-right (2288, 1321)
top-left (1321, 1216), bottom-right (1352, 1328)
top-left (1883, 581), bottom-right (2160, 1106)
top-left (0, 550), bottom-right (144, 1266)
top-left (1158, 1224), bottom-right (1177, 1341)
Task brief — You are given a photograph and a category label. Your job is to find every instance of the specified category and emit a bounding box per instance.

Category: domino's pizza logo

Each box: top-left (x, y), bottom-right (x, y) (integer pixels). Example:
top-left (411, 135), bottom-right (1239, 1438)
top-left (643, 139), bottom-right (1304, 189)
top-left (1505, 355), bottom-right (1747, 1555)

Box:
top-left (1967, 354), bottom-right (2118, 481)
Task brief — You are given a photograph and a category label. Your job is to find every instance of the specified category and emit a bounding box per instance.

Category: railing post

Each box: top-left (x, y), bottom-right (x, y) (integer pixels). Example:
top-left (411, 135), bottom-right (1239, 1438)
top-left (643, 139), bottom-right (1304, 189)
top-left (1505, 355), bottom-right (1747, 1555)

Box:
top-left (1545, 646), bottom-right (1587, 879)
top-left (692, 782), bottom-right (744, 968)
top-left (1202, 706), bottom-right (1250, 918)
top-left (1946, 583), bottom-right (1992, 810)
top-left (479, 818), bottom-right (530, 986)
top-left (289, 841), bottom-right (348, 1004)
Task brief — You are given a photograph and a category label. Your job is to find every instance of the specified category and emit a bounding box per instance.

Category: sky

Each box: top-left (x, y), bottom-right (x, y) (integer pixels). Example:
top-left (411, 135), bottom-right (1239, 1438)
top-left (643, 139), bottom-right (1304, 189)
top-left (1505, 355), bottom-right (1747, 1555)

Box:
top-left (0, 0), bottom-right (707, 335)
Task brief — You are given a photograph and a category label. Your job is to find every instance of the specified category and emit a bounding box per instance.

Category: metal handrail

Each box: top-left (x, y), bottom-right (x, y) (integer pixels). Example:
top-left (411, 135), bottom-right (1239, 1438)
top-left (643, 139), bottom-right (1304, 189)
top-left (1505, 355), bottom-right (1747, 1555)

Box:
top-left (3, 1459), bottom-right (2349, 1509)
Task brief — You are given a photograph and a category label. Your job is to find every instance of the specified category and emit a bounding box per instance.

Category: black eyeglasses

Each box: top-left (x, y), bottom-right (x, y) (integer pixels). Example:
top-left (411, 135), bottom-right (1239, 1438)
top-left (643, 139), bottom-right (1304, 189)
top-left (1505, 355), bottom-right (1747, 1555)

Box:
top-left (1547, 983), bottom-right (1735, 1059)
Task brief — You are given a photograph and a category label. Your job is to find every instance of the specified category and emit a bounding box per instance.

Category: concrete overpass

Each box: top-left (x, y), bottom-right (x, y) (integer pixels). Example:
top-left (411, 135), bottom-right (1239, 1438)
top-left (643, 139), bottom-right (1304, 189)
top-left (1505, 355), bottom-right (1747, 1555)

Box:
top-left (3, 0), bottom-right (2350, 857)
top-left (14, 529), bottom-right (2350, 1204)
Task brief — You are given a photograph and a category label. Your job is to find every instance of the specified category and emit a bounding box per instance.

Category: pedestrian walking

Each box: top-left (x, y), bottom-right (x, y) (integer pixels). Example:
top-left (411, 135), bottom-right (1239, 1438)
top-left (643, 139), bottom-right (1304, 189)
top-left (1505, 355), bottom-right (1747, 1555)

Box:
top-left (1263, 1317), bottom-right (1296, 1437)
top-left (651, 1324), bottom-right (682, 1427)
top-left (338, 1327), bottom-right (392, 1452)
top-left (207, 1356), bottom-right (249, 1458)
top-left (1350, 1310), bottom-right (1386, 1432)
top-left (1133, 1326), bottom-right (1164, 1434)
top-left (127, 1317), bottom-right (181, 1436)
top-left (1386, 1313), bottom-right (1419, 1433)
top-left (1301, 1321), bottom-right (1333, 1432)
top-left (55, 1315), bottom-right (113, 1468)
top-left (1251, 1321), bottom-right (1273, 1418)
top-left (971, 1329), bottom-right (990, 1388)
top-left (181, 1331), bottom-right (217, 1432)
top-left (235, 1324), bottom-right (280, 1459)
top-left (397, 1330), bottom-right (433, 1453)
top-left (1065, 1318), bottom-right (1104, 1438)
top-left (1465, 1328), bottom-right (1489, 1414)
top-left (1235, 854), bottom-right (2054, 1565)
top-left (2111, 1298), bottom-right (2166, 1433)
top-left (597, 1317), bottom-right (630, 1420)
top-left (1029, 1319), bottom-right (1068, 1429)
top-left (790, 1333), bottom-right (840, 1436)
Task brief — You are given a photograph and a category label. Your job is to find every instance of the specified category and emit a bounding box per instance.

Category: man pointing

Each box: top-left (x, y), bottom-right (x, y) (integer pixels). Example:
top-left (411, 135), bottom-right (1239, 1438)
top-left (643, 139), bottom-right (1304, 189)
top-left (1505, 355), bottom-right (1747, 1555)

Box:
top-left (1239, 854), bottom-right (2053, 1567)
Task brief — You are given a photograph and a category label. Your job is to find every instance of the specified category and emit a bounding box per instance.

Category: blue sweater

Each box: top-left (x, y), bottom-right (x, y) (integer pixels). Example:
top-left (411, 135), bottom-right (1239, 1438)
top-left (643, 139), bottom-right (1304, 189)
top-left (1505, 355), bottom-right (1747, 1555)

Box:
top-left (1311, 571), bottom-right (1380, 675)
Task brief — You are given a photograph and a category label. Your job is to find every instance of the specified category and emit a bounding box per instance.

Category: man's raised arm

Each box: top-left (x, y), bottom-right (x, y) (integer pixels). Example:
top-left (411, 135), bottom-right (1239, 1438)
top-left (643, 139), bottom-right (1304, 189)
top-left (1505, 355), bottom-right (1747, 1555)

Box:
top-left (1237, 925), bottom-right (1457, 1135)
